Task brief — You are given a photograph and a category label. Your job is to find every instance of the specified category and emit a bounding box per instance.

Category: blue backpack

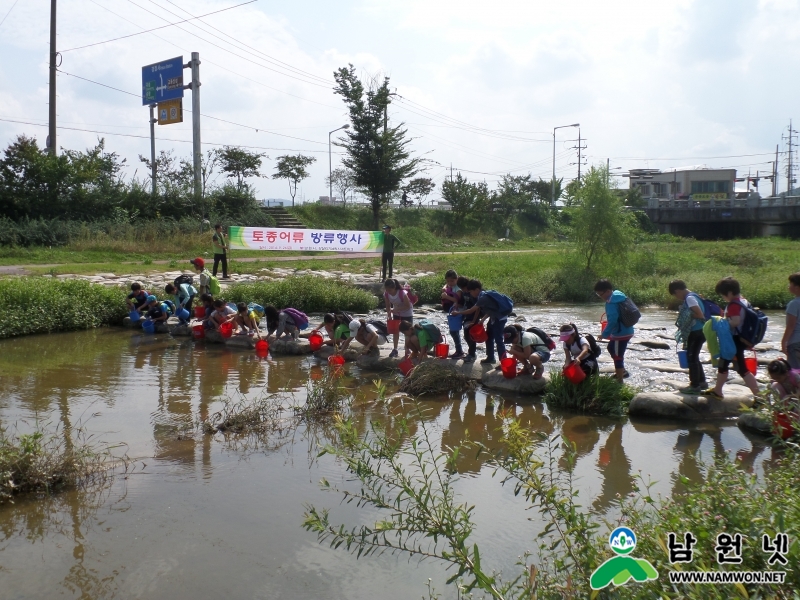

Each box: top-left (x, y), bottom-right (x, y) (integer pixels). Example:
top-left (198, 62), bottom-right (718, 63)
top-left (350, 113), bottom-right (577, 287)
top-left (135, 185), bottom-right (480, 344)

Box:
top-left (484, 290), bottom-right (514, 318)
top-left (731, 299), bottom-right (768, 347)
top-left (688, 292), bottom-right (722, 319)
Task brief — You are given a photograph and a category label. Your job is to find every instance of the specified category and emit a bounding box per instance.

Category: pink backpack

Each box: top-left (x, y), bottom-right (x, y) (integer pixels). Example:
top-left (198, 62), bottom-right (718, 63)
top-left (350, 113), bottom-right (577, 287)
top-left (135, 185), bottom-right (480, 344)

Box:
top-left (385, 284), bottom-right (418, 306)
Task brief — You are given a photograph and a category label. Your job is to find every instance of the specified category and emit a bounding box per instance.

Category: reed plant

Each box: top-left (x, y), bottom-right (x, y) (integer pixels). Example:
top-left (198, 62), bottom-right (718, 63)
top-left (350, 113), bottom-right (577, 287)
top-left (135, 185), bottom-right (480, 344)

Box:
top-left (543, 372), bottom-right (635, 416)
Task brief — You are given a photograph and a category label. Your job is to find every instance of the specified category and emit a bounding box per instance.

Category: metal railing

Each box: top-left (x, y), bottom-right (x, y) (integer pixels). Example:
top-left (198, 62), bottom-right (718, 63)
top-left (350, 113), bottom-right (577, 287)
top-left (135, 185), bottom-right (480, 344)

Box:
top-left (647, 196), bottom-right (800, 209)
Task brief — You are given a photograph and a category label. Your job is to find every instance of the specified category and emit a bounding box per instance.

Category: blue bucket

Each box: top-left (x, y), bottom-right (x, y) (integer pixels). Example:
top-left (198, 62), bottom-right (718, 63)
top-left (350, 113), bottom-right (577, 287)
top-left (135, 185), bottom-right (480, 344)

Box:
top-left (129, 310), bottom-right (141, 323)
top-left (447, 312), bottom-right (463, 331)
top-left (176, 308), bottom-right (190, 321)
top-left (142, 320), bottom-right (155, 334)
top-left (677, 350), bottom-right (689, 369)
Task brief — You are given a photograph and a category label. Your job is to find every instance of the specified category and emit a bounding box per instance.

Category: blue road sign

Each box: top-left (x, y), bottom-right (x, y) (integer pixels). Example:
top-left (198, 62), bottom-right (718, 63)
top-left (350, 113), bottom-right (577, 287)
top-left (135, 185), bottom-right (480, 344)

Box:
top-left (142, 56), bottom-right (184, 106)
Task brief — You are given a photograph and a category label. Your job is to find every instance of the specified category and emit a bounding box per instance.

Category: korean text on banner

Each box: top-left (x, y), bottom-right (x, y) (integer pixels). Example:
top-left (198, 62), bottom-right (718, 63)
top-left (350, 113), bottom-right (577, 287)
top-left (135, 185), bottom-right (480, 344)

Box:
top-left (228, 227), bottom-right (384, 253)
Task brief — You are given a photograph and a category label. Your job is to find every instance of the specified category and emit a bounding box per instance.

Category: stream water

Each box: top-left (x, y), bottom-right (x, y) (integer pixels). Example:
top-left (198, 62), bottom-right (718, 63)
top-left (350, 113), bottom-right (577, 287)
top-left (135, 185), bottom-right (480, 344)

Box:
top-left (0, 305), bottom-right (785, 599)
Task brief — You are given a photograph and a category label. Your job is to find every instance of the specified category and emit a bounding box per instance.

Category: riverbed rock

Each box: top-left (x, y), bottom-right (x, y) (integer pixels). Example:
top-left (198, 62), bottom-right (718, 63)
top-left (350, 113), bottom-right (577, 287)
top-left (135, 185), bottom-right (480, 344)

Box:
top-left (629, 385), bottom-right (753, 420)
top-left (170, 322), bottom-right (192, 337)
top-left (481, 371), bottom-right (549, 396)
top-left (123, 316), bottom-right (143, 329)
top-left (269, 337), bottom-right (313, 355)
top-left (638, 340), bottom-right (671, 350)
top-left (644, 362), bottom-right (688, 374)
top-left (314, 344), bottom-right (361, 362)
top-left (356, 348), bottom-right (403, 371)
top-left (737, 411), bottom-right (773, 436)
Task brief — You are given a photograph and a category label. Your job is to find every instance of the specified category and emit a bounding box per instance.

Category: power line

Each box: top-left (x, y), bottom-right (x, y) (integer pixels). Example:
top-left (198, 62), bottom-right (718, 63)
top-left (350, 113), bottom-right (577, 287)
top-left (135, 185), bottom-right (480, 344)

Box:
top-left (0, 0), bottom-right (19, 28)
top-left (60, 1), bottom-right (256, 52)
top-left (609, 152), bottom-right (778, 161)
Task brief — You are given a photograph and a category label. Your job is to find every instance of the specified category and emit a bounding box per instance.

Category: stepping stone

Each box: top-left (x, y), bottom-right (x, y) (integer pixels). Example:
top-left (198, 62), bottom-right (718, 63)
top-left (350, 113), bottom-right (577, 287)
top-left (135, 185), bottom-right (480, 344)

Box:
top-left (638, 340), bottom-right (671, 350)
top-left (737, 411), bottom-right (773, 436)
top-left (481, 371), bottom-right (549, 396)
top-left (269, 337), bottom-right (313, 355)
top-left (629, 385), bottom-right (753, 420)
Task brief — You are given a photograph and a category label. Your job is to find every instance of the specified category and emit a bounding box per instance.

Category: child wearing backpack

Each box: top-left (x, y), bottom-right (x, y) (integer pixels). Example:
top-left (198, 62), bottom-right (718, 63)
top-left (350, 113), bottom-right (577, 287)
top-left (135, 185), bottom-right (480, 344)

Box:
top-left (669, 280), bottom-right (712, 394)
top-left (457, 276), bottom-right (478, 363)
top-left (705, 277), bottom-right (761, 398)
top-left (341, 319), bottom-right (388, 355)
top-left (264, 305), bottom-right (305, 341)
top-left (143, 295), bottom-right (170, 325)
top-left (311, 313), bottom-right (351, 348)
top-left (595, 279), bottom-right (636, 382)
top-left (455, 279), bottom-right (511, 366)
top-left (781, 272), bottom-right (800, 369)
top-left (503, 324), bottom-right (550, 378)
top-left (399, 321), bottom-right (436, 360)
top-left (165, 282), bottom-right (197, 324)
top-left (559, 323), bottom-right (601, 376)
top-left (234, 302), bottom-right (260, 336)
top-left (190, 257), bottom-right (220, 296)
top-left (384, 278), bottom-right (414, 358)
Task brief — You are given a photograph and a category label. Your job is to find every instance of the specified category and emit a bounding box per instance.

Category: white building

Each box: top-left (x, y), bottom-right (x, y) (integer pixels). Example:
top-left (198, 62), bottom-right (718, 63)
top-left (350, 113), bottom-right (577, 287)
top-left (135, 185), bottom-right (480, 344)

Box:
top-left (628, 166), bottom-right (736, 201)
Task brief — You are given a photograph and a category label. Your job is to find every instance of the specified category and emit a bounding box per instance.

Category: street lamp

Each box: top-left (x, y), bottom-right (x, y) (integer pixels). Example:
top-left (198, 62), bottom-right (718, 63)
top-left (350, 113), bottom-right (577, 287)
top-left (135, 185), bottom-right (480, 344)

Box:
top-left (329, 124), bottom-right (350, 204)
top-left (552, 123), bottom-right (580, 206)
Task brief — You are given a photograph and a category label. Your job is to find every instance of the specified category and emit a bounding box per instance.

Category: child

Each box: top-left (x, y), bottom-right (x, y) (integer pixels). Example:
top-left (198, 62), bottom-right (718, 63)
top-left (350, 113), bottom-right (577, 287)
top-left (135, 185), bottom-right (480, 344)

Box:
top-left (595, 279), bottom-right (634, 382)
top-left (189, 257), bottom-right (211, 296)
top-left (165, 281), bottom-right (197, 323)
top-left (210, 299), bottom-right (236, 331)
top-left (312, 314), bottom-right (350, 348)
top-left (559, 323), bottom-right (599, 376)
top-left (384, 278), bottom-right (414, 358)
top-left (669, 279), bottom-right (709, 394)
top-left (458, 276), bottom-right (477, 363)
top-left (199, 293), bottom-right (215, 329)
top-left (705, 277), bottom-right (760, 398)
top-left (454, 279), bottom-right (507, 366)
top-left (342, 319), bottom-right (388, 355)
top-left (234, 302), bottom-right (260, 335)
top-left (126, 282), bottom-right (150, 314)
top-left (781, 272), bottom-right (800, 369)
top-left (441, 270), bottom-right (460, 312)
top-left (399, 321), bottom-right (434, 360)
top-left (503, 324), bottom-right (550, 378)
top-left (264, 306), bottom-right (300, 341)
top-left (144, 295), bottom-right (169, 324)
top-left (767, 358), bottom-right (800, 400)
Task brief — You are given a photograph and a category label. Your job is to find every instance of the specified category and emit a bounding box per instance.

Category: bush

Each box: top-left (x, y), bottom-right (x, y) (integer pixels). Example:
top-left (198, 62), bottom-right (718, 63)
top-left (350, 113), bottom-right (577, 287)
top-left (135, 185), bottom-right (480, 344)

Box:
top-left (224, 276), bottom-right (377, 314)
top-left (0, 278), bottom-right (128, 339)
top-left (543, 371), bottom-right (635, 416)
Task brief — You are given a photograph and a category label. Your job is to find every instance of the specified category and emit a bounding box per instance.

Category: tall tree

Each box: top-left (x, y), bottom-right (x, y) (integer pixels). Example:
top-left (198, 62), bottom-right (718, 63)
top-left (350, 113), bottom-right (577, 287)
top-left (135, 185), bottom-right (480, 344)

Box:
top-left (404, 177), bottom-right (436, 207)
top-left (272, 154), bottom-right (316, 206)
top-left (326, 167), bottom-right (356, 206)
top-left (570, 165), bottom-right (635, 271)
top-left (440, 173), bottom-right (488, 222)
top-left (216, 146), bottom-right (266, 191)
top-left (333, 64), bottom-right (422, 228)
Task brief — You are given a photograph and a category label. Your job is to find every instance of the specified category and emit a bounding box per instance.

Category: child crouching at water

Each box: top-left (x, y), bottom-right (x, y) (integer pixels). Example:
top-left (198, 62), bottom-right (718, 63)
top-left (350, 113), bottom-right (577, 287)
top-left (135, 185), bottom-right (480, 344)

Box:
top-left (503, 324), bottom-right (550, 379)
top-left (399, 321), bottom-right (434, 360)
top-left (340, 320), bottom-right (388, 355)
top-left (311, 314), bottom-right (350, 348)
top-left (210, 299), bottom-right (236, 331)
top-left (559, 323), bottom-right (600, 376)
top-left (234, 302), bottom-right (260, 336)
top-left (767, 358), bottom-right (800, 401)
top-left (265, 306), bottom-right (303, 341)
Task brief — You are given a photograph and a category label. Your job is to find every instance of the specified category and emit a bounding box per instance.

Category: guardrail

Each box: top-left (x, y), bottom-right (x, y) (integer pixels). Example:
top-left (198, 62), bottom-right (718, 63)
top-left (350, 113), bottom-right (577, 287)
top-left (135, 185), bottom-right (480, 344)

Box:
top-left (647, 196), bottom-right (800, 209)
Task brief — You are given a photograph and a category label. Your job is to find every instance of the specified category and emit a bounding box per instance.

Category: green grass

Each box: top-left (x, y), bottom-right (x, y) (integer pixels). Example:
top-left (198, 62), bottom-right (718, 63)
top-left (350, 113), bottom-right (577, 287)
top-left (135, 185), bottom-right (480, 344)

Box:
top-left (224, 276), bottom-right (378, 313)
top-left (543, 372), bottom-right (636, 416)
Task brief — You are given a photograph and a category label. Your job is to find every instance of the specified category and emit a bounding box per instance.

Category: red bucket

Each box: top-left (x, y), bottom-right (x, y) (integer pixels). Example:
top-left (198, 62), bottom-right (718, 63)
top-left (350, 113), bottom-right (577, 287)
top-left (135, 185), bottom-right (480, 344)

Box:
top-left (219, 321), bottom-right (233, 339)
top-left (308, 332), bottom-right (324, 351)
top-left (387, 319), bottom-right (401, 335)
top-left (774, 412), bottom-right (796, 440)
top-left (328, 354), bottom-right (345, 367)
top-left (194, 306), bottom-right (205, 318)
top-left (745, 351), bottom-right (757, 376)
top-left (600, 312), bottom-right (607, 334)
top-left (470, 323), bottom-right (488, 343)
top-left (192, 324), bottom-right (205, 340)
top-left (500, 356), bottom-right (518, 379)
top-left (434, 343), bottom-right (449, 358)
top-left (255, 339), bottom-right (269, 353)
top-left (563, 361), bottom-right (586, 385)
top-left (398, 357), bottom-right (414, 376)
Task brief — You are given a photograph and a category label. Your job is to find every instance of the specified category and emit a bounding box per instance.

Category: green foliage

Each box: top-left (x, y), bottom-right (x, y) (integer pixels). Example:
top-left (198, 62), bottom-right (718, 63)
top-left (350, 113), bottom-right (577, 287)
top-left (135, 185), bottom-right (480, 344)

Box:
top-left (440, 173), bottom-right (489, 224)
top-left (543, 372), bottom-right (635, 416)
top-left (0, 278), bottom-right (128, 339)
top-left (272, 154), bottom-right (316, 206)
top-left (326, 167), bottom-right (357, 206)
top-left (215, 146), bottom-right (265, 191)
top-left (402, 177), bottom-right (436, 207)
top-left (224, 276), bottom-right (377, 313)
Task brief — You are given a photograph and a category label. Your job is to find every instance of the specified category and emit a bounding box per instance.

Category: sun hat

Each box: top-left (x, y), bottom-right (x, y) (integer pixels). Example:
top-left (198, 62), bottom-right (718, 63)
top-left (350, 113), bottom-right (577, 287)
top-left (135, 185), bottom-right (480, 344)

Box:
top-left (349, 320), bottom-right (362, 335)
top-left (190, 257), bottom-right (205, 268)
top-left (559, 331), bottom-right (574, 341)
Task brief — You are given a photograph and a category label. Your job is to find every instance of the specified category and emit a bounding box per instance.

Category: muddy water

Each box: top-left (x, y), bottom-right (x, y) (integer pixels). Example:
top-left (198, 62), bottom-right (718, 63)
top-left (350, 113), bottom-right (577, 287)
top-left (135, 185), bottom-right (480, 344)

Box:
top-left (0, 305), bottom-right (784, 599)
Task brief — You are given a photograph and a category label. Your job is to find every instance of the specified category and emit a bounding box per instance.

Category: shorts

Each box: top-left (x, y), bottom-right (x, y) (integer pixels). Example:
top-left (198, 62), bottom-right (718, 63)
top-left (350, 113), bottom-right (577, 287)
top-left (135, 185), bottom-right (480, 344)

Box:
top-left (787, 342), bottom-right (800, 370)
top-left (533, 350), bottom-right (550, 363)
top-left (718, 335), bottom-right (749, 376)
top-left (608, 338), bottom-right (630, 369)
top-left (375, 334), bottom-right (388, 346)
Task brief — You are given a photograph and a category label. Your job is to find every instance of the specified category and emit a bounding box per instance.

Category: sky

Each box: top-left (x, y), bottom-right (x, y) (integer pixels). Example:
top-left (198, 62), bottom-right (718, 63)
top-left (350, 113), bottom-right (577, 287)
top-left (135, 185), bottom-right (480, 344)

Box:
top-left (1, 0), bottom-right (799, 202)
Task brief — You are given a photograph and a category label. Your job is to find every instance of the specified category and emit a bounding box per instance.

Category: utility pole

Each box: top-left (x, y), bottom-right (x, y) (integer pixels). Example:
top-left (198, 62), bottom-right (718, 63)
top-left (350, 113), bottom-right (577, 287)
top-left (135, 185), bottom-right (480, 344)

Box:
top-left (606, 158), bottom-right (610, 187)
top-left (190, 52), bottom-right (202, 200)
top-left (570, 129), bottom-right (587, 181)
top-left (450, 163), bottom-right (453, 182)
top-left (149, 105), bottom-right (157, 196)
top-left (48, 0), bottom-right (57, 155)
top-left (774, 145), bottom-right (779, 196)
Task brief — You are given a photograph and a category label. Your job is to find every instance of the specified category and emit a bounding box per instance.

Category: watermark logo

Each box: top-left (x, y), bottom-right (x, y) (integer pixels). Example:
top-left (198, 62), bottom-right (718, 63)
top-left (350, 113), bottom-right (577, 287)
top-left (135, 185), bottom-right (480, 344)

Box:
top-left (590, 527), bottom-right (658, 590)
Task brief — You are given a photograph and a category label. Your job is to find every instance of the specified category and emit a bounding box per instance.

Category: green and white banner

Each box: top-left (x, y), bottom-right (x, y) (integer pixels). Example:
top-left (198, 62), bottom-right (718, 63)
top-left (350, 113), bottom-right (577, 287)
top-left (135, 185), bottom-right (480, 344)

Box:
top-left (229, 226), bottom-right (384, 252)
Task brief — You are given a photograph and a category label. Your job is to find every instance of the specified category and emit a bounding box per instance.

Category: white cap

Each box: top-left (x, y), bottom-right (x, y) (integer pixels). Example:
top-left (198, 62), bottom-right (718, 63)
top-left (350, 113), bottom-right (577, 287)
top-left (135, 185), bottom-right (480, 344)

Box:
top-left (349, 320), bottom-right (361, 334)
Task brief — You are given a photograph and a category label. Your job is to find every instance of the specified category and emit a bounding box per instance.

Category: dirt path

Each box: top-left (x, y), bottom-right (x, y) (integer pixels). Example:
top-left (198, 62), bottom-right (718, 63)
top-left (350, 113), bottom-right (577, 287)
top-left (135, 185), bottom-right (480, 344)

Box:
top-left (0, 249), bottom-right (547, 275)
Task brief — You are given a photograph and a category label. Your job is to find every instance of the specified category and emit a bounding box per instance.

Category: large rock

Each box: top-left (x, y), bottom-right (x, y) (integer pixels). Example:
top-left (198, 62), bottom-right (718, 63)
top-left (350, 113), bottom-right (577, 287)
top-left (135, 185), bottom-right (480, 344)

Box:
top-left (638, 340), bottom-right (671, 350)
top-left (481, 371), bottom-right (549, 395)
top-left (737, 411), bottom-right (773, 436)
top-left (170, 322), bottom-right (192, 337)
top-left (314, 344), bottom-right (362, 362)
top-left (357, 348), bottom-right (404, 371)
top-left (269, 337), bottom-right (313, 355)
top-left (629, 385), bottom-right (753, 420)
top-left (203, 330), bottom-right (266, 349)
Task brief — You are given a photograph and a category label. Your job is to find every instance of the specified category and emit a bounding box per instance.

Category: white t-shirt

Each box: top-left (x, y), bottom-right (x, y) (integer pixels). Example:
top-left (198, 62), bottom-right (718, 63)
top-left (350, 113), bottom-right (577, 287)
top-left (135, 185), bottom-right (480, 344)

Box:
top-left (386, 290), bottom-right (414, 317)
top-left (563, 336), bottom-right (597, 367)
top-left (349, 320), bottom-right (387, 345)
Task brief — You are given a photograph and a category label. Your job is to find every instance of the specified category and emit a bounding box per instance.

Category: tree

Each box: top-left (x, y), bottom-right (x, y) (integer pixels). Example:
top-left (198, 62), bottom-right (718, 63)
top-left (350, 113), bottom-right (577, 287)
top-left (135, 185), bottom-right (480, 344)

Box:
top-left (272, 154), bottom-right (316, 206)
top-left (440, 173), bottom-right (488, 222)
top-left (326, 167), bottom-right (356, 206)
top-left (333, 64), bottom-right (423, 228)
top-left (493, 174), bottom-right (532, 229)
top-left (563, 179), bottom-right (582, 207)
top-left (570, 165), bottom-right (635, 271)
top-left (404, 177), bottom-right (436, 207)
top-left (216, 146), bottom-right (266, 191)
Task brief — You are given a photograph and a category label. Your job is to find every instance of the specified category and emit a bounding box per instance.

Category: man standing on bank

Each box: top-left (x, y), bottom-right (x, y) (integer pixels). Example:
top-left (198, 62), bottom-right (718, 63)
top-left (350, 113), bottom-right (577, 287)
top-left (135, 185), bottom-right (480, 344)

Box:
top-left (381, 224), bottom-right (401, 281)
top-left (212, 224), bottom-right (229, 279)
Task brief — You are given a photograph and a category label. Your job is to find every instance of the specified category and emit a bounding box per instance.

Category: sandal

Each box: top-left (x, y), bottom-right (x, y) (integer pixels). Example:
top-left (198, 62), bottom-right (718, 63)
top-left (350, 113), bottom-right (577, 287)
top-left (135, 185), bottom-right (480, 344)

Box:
top-left (702, 388), bottom-right (724, 400)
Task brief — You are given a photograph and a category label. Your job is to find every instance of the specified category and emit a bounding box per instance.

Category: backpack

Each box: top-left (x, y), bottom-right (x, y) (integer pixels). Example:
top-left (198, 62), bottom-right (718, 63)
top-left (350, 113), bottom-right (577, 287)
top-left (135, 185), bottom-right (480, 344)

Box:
top-left (385, 284), bottom-right (419, 306)
top-left (731, 299), bottom-right (768, 347)
top-left (335, 311), bottom-right (356, 327)
top-left (419, 319), bottom-right (443, 345)
top-left (584, 334), bottom-right (603, 358)
top-left (688, 292), bottom-right (722, 319)
top-left (174, 274), bottom-right (194, 288)
top-left (207, 272), bottom-right (221, 296)
top-left (526, 327), bottom-right (556, 351)
top-left (618, 297), bottom-right (641, 327)
top-left (484, 290), bottom-right (514, 317)
top-left (161, 300), bottom-right (175, 316)
top-left (283, 307), bottom-right (309, 330)
top-left (366, 320), bottom-right (389, 337)
top-left (248, 303), bottom-right (265, 320)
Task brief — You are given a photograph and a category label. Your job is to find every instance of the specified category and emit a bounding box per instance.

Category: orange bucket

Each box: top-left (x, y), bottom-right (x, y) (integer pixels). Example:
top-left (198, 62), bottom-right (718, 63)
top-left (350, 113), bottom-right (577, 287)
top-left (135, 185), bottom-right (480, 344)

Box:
top-left (255, 339), bottom-right (269, 353)
top-left (308, 332), bottom-right (324, 351)
top-left (774, 412), bottom-right (796, 440)
top-left (745, 351), bottom-right (757, 376)
top-left (387, 319), bottom-right (401, 335)
top-left (192, 324), bottom-right (205, 340)
top-left (500, 356), bottom-right (518, 379)
top-left (470, 323), bottom-right (488, 343)
top-left (219, 321), bottom-right (233, 338)
top-left (398, 357), bottom-right (414, 376)
top-left (563, 361), bottom-right (586, 385)
top-left (328, 354), bottom-right (345, 367)
top-left (434, 343), bottom-right (449, 358)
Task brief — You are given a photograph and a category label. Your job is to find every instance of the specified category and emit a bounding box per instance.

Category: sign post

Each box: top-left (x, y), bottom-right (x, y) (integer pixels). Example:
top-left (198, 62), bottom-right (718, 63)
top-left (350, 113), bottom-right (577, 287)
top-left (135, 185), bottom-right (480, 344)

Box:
top-left (149, 104), bottom-right (156, 196)
top-left (190, 52), bottom-right (202, 201)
